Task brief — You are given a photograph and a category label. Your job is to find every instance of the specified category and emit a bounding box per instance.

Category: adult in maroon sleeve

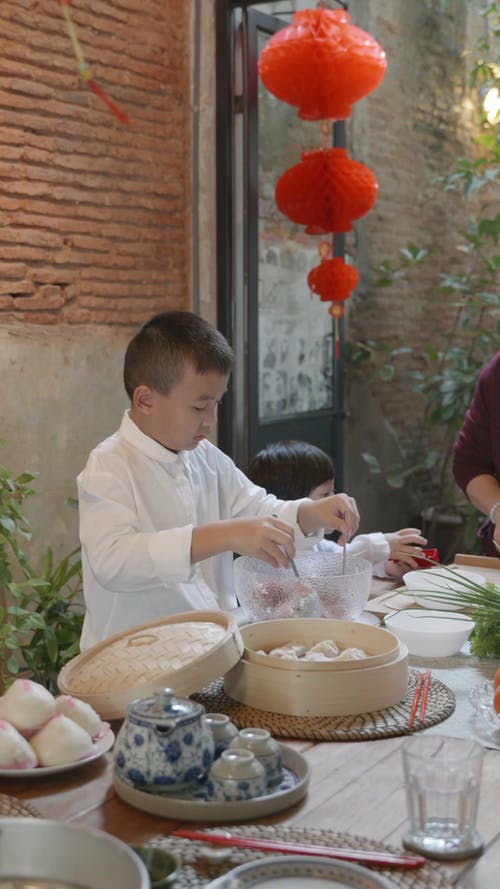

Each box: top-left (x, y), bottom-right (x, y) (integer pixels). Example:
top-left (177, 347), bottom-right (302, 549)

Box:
top-left (452, 351), bottom-right (500, 557)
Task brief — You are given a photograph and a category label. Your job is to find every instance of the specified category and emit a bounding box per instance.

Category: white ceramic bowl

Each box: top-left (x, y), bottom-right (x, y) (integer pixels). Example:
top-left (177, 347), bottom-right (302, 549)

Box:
top-left (0, 818), bottom-right (149, 889)
top-left (384, 609), bottom-right (474, 657)
top-left (402, 567), bottom-right (485, 610)
top-left (234, 552), bottom-right (372, 622)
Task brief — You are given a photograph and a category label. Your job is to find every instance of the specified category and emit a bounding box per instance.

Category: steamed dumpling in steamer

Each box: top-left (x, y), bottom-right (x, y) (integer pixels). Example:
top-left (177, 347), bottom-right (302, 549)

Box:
top-left (30, 714), bottom-right (94, 766)
top-left (0, 720), bottom-right (38, 769)
top-left (55, 695), bottom-right (103, 739)
top-left (0, 678), bottom-right (55, 733)
top-left (308, 640), bottom-right (340, 658)
top-left (335, 647), bottom-right (367, 660)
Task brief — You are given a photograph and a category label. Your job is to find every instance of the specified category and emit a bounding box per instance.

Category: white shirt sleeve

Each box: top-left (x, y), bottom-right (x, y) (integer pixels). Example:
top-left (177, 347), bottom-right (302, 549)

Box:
top-left (316, 531), bottom-right (389, 564)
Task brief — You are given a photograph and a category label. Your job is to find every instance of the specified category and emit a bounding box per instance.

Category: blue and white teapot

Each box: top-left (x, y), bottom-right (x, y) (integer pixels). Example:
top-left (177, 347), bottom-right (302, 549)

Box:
top-left (113, 688), bottom-right (215, 791)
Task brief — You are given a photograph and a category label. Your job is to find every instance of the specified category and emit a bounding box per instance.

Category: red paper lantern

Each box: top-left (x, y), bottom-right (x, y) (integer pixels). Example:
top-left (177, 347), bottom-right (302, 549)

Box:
top-left (307, 257), bottom-right (359, 304)
top-left (258, 8), bottom-right (387, 121)
top-left (275, 147), bottom-right (377, 234)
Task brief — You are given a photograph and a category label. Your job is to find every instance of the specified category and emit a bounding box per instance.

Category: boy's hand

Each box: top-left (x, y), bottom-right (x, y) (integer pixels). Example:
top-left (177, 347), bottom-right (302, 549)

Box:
top-left (297, 493), bottom-right (360, 544)
top-left (191, 516), bottom-right (296, 568)
top-left (229, 516), bottom-right (296, 568)
top-left (384, 528), bottom-right (427, 570)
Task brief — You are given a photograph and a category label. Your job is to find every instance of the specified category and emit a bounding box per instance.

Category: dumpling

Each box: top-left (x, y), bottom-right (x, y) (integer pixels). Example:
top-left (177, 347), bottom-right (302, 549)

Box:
top-left (0, 720), bottom-right (38, 769)
top-left (30, 714), bottom-right (94, 766)
top-left (335, 647), bottom-right (367, 660)
top-left (309, 640), bottom-right (340, 658)
top-left (281, 641), bottom-right (308, 658)
top-left (0, 679), bottom-right (55, 733)
top-left (268, 647), bottom-right (297, 659)
top-left (55, 695), bottom-right (104, 739)
top-left (303, 651), bottom-right (332, 661)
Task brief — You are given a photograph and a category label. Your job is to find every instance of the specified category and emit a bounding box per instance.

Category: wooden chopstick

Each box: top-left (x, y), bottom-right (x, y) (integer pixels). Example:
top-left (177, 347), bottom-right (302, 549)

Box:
top-left (172, 828), bottom-right (426, 868)
top-left (419, 669), bottom-right (432, 723)
top-left (407, 672), bottom-right (424, 731)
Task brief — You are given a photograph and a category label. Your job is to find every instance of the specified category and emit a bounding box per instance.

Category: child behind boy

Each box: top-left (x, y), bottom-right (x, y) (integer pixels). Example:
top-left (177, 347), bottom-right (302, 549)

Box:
top-left (246, 440), bottom-right (427, 580)
top-left (77, 312), bottom-right (360, 649)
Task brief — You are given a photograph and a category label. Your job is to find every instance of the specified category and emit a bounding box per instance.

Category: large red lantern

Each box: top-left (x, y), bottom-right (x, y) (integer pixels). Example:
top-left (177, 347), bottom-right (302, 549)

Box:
top-left (258, 8), bottom-right (387, 121)
top-left (275, 147), bottom-right (377, 234)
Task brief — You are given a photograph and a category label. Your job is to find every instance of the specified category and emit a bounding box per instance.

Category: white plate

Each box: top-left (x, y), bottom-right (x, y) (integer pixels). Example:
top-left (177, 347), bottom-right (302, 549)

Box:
top-left (0, 728), bottom-right (115, 778)
top-left (205, 855), bottom-right (396, 888)
top-left (114, 745), bottom-right (308, 822)
top-left (403, 567), bottom-right (485, 610)
top-left (356, 611), bottom-right (380, 626)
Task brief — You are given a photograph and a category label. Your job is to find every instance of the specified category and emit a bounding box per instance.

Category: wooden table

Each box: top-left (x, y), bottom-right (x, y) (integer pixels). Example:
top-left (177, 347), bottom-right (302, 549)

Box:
top-left (2, 565), bottom-right (500, 888)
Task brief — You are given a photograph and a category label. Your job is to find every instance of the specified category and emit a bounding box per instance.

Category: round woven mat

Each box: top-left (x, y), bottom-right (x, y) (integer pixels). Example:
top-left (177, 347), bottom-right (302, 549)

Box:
top-left (191, 669), bottom-right (455, 741)
top-left (151, 825), bottom-right (456, 889)
top-left (0, 792), bottom-right (41, 818)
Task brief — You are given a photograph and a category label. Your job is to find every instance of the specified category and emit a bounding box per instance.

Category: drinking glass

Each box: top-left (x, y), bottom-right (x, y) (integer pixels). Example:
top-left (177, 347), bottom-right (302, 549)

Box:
top-left (401, 735), bottom-right (484, 860)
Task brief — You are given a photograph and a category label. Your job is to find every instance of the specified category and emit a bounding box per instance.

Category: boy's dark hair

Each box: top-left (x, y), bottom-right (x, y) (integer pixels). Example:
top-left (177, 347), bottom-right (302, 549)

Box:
top-left (247, 440), bottom-right (335, 500)
top-left (123, 311), bottom-right (235, 398)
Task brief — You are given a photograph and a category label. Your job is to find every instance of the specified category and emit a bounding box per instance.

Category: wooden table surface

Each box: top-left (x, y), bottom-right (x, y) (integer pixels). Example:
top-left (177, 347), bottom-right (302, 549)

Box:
top-left (2, 563), bottom-right (500, 888)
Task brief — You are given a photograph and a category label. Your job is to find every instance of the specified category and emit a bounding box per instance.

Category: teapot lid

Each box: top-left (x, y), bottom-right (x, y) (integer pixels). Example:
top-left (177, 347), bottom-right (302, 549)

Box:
top-left (127, 688), bottom-right (205, 725)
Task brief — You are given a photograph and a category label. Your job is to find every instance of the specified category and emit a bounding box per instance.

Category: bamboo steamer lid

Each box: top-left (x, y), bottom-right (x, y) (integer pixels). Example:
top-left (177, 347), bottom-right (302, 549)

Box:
top-left (57, 610), bottom-right (244, 720)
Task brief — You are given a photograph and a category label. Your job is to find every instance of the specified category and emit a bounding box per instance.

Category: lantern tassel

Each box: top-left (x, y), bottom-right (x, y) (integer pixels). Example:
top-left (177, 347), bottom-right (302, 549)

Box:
top-left (334, 316), bottom-right (341, 359)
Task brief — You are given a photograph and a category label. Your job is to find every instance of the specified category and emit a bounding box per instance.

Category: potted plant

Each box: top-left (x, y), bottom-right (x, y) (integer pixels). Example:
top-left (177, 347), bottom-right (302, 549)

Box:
top-left (0, 453), bottom-right (83, 693)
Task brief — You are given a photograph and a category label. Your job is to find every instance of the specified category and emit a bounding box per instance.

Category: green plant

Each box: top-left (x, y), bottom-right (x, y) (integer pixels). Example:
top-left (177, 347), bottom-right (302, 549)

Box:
top-left (348, 5), bottom-right (500, 544)
top-left (0, 454), bottom-right (83, 693)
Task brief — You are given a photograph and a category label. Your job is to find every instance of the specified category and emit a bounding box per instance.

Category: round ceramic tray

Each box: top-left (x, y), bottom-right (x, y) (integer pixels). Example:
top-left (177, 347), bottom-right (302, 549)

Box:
top-left (205, 855), bottom-right (395, 889)
top-left (0, 728), bottom-right (114, 778)
top-left (113, 745), bottom-right (308, 822)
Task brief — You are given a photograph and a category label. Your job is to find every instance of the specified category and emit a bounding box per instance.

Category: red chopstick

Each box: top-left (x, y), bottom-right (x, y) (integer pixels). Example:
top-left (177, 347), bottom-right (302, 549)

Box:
top-left (419, 669), bottom-right (432, 723)
top-left (172, 828), bottom-right (426, 868)
top-left (407, 671), bottom-right (424, 731)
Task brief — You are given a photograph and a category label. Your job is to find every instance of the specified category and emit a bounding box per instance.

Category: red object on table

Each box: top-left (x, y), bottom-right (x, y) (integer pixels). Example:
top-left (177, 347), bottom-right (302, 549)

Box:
top-left (413, 547), bottom-right (440, 568)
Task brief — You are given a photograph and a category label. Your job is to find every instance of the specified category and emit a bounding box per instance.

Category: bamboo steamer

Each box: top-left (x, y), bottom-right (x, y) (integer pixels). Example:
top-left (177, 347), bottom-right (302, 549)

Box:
top-left (223, 618), bottom-right (408, 717)
top-left (241, 618), bottom-right (399, 671)
top-left (57, 610), bottom-right (243, 720)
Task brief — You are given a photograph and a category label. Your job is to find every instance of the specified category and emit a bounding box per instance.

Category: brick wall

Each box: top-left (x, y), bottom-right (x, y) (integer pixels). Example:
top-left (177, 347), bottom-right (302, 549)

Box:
top-left (1, 0), bottom-right (193, 326)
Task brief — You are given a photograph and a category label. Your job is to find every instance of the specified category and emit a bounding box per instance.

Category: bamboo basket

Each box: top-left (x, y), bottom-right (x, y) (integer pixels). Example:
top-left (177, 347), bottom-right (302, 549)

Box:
top-left (224, 618), bottom-right (408, 717)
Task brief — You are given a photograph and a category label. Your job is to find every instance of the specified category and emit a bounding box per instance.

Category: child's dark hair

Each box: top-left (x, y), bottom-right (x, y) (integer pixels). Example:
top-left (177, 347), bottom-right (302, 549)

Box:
top-left (123, 311), bottom-right (235, 399)
top-left (247, 440), bottom-right (335, 500)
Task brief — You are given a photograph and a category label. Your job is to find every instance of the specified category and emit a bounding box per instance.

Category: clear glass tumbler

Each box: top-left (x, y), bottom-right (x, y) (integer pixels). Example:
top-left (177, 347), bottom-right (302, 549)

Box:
top-left (402, 735), bottom-right (484, 860)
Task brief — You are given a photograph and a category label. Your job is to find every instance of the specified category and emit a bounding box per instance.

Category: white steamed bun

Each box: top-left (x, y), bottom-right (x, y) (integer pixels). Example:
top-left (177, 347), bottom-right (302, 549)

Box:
top-left (55, 695), bottom-right (103, 739)
top-left (0, 719), bottom-right (38, 769)
top-left (30, 714), bottom-right (94, 766)
top-left (0, 678), bottom-right (55, 733)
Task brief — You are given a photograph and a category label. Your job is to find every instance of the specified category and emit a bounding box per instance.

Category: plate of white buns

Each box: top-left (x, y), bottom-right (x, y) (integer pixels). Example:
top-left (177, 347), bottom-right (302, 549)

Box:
top-left (0, 677), bottom-right (114, 777)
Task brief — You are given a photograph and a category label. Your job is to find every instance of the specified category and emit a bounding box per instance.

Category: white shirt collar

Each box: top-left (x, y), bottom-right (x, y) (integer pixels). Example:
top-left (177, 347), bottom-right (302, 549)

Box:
top-left (120, 410), bottom-right (184, 466)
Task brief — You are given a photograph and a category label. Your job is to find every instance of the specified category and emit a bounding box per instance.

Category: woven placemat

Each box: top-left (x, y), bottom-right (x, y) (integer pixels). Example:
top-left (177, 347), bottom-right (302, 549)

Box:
top-left (150, 825), bottom-right (456, 889)
top-left (0, 792), bottom-right (41, 818)
top-left (191, 669), bottom-right (455, 741)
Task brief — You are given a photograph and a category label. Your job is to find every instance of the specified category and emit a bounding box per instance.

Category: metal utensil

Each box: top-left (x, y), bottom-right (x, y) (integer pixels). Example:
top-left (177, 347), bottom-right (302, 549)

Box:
top-left (271, 513), bottom-right (300, 578)
top-left (341, 512), bottom-right (347, 574)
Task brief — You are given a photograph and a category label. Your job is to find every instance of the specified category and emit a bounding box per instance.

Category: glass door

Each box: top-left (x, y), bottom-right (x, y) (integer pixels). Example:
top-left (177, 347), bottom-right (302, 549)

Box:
top-left (216, 2), bottom-right (345, 483)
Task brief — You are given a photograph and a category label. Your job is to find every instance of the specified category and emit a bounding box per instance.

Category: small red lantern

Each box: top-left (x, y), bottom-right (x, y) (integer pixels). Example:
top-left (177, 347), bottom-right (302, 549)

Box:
top-left (258, 8), bottom-right (387, 121)
top-left (275, 147), bottom-right (377, 234)
top-left (307, 257), bottom-right (359, 303)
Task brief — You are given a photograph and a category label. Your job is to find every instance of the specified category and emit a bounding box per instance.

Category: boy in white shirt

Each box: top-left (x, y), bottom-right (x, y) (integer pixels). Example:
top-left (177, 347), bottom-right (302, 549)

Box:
top-left (77, 311), bottom-right (359, 649)
top-left (247, 440), bottom-right (427, 580)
